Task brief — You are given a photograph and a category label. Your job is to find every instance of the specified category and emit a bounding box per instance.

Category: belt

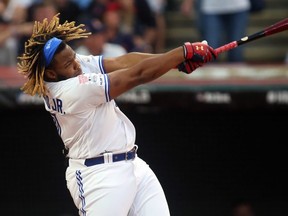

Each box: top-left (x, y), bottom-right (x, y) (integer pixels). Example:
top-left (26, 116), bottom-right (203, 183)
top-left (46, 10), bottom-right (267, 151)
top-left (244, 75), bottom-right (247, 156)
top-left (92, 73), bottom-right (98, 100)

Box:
top-left (84, 146), bottom-right (137, 167)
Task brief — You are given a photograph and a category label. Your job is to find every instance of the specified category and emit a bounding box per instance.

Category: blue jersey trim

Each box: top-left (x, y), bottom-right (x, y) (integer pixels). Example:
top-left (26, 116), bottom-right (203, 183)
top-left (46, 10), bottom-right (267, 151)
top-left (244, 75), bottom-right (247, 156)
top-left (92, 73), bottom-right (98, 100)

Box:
top-left (98, 55), bottom-right (110, 102)
top-left (104, 74), bottom-right (110, 102)
top-left (98, 55), bottom-right (106, 74)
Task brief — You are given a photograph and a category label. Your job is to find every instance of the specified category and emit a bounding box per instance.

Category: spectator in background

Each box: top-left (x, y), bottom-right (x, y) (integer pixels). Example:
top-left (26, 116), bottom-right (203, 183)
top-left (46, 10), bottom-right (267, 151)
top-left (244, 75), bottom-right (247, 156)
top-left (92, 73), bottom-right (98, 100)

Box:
top-left (133, 0), bottom-right (157, 53)
top-left (85, 0), bottom-right (159, 53)
top-left (50, 0), bottom-right (82, 24)
top-left (0, 22), bottom-right (32, 65)
top-left (181, 0), bottom-right (251, 62)
top-left (180, 0), bottom-right (202, 35)
top-left (116, 0), bottom-right (134, 35)
top-left (101, 2), bottom-right (143, 53)
top-left (76, 18), bottom-right (127, 57)
top-left (26, 1), bottom-right (58, 22)
top-left (85, 0), bottom-right (109, 20)
top-left (71, 0), bottom-right (92, 12)
top-left (0, 0), bottom-right (33, 65)
top-left (1, 0), bottom-right (32, 24)
top-left (49, 0), bottom-right (83, 49)
top-left (17, 1), bottom-right (59, 56)
top-left (146, 0), bottom-right (167, 53)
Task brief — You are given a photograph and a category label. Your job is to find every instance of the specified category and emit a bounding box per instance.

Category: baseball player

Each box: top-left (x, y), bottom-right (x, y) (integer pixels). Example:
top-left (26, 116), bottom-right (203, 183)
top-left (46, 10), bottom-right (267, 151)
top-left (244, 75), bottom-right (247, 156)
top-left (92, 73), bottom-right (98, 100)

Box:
top-left (17, 14), bottom-right (217, 216)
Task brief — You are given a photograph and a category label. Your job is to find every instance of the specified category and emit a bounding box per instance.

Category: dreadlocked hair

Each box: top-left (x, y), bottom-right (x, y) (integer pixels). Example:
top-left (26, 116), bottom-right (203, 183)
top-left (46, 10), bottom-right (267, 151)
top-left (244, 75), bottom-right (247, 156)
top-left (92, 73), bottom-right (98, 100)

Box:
top-left (17, 13), bottom-right (91, 96)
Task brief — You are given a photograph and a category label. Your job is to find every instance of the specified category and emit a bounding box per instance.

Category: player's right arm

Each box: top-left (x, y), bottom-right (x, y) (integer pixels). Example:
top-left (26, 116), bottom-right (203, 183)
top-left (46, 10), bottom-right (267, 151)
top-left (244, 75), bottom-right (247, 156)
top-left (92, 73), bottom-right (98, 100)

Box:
top-left (103, 52), bottom-right (161, 73)
top-left (108, 42), bottom-right (217, 99)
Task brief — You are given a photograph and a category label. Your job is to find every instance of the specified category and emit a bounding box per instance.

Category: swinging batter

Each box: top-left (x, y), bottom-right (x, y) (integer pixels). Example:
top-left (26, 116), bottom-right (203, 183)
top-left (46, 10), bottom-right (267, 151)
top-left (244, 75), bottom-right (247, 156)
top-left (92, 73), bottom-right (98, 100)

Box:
top-left (17, 14), bottom-right (217, 216)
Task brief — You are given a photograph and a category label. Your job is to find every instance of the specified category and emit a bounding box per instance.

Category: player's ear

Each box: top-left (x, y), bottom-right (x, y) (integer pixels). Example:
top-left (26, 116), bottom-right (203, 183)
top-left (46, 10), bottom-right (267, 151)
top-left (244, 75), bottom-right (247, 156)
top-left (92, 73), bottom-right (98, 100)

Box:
top-left (45, 68), bottom-right (57, 80)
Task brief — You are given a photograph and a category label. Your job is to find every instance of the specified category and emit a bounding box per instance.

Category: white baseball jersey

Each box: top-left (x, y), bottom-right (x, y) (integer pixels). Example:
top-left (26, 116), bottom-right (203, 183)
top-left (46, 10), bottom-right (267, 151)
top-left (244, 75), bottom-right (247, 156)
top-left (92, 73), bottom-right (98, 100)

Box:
top-left (43, 54), bottom-right (136, 159)
top-left (43, 53), bottom-right (170, 216)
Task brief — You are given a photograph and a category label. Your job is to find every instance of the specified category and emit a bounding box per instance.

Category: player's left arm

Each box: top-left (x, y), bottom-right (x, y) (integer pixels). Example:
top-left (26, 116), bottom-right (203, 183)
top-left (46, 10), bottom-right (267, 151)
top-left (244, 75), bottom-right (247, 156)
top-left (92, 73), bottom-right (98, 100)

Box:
top-left (103, 41), bottom-right (216, 75)
top-left (103, 52), bottom-right (161, 73)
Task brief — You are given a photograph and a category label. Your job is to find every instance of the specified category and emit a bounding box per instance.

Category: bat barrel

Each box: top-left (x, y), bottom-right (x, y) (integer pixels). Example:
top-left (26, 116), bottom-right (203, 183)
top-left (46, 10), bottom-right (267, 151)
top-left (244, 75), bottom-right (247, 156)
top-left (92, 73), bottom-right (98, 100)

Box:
top-left (264, 18), bottom-right (288, 36)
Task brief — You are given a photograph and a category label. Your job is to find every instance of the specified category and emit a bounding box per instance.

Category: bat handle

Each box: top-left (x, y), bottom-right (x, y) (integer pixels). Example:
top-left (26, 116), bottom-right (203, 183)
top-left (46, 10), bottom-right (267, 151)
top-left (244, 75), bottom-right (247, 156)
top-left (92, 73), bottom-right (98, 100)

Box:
top-left (215, 41), bottom-right (238, 54)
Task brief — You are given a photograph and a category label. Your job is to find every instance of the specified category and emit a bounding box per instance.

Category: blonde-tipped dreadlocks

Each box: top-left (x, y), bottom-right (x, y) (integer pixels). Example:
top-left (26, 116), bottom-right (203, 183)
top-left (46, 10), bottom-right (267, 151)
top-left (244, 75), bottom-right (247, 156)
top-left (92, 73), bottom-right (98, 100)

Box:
top-left (17, 13), bottom-right (91, 96)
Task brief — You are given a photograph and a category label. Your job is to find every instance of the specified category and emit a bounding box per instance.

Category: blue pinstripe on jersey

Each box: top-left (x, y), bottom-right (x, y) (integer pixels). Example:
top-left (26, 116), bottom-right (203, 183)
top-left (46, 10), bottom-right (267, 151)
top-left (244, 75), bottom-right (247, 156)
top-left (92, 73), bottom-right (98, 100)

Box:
top-left (76, 170), bottom-right (86, 216)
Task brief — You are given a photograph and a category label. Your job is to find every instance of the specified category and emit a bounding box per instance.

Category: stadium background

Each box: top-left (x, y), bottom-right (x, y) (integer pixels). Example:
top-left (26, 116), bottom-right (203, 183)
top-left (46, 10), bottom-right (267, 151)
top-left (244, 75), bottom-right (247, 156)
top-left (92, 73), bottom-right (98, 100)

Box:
top-left (1, 0), bottom-right (288, 215)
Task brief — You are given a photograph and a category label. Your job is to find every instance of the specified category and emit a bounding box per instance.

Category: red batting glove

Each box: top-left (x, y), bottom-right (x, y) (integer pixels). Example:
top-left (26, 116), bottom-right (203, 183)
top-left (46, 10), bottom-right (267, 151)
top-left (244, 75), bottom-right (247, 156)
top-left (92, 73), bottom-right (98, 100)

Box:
top-left (178, 40), bottom-right (217, 74)
top-left (177, 60), bottom-right (204, 74)
top-left (183, 41), bottom-right (217, 62)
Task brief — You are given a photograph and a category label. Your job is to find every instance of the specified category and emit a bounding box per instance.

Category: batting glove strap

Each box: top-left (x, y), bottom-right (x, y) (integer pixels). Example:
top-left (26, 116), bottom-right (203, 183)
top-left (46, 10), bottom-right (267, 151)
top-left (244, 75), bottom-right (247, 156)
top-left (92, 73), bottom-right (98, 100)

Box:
top-left (183, 42), bottom-right (194, 59)
top-left (177, 60), bottom-right (203, 74)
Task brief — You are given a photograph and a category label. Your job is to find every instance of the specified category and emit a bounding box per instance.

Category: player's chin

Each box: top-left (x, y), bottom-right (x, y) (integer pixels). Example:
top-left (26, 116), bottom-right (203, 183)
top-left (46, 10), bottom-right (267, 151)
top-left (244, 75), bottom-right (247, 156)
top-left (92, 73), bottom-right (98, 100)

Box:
top-left (75, 69), bottom-right (82, 77)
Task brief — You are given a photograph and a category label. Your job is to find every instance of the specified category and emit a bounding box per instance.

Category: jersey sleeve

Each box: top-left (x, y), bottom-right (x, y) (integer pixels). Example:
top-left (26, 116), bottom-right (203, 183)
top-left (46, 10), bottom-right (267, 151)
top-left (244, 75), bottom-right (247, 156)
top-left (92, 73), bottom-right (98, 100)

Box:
top-left (59, 72), bottom-right (111, 113)
top-left (76, 54), bottom-right (107, 75)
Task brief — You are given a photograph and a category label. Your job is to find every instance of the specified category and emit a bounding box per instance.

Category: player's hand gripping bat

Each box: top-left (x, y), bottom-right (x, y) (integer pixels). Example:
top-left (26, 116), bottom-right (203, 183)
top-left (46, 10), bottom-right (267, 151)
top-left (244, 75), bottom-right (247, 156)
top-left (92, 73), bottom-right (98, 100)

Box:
top-left (215, 18), bottom-right (288, 55)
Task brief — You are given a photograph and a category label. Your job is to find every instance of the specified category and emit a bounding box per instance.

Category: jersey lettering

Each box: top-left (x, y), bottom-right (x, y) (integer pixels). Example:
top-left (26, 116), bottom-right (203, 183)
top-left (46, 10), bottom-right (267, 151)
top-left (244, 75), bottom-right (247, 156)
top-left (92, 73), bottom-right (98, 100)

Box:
top-left (44, 95), bottom-right (65, 114)
top-left (52, 98), bottom-right (63, 113)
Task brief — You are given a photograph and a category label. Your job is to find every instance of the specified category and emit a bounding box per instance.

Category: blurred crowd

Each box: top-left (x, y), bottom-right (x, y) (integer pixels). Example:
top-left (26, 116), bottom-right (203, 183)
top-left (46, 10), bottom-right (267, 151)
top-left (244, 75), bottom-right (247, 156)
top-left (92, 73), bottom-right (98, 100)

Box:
top-left (1, 0), bottom-right (285, 67)
top-left (0, 0), bottom-right (167, 66)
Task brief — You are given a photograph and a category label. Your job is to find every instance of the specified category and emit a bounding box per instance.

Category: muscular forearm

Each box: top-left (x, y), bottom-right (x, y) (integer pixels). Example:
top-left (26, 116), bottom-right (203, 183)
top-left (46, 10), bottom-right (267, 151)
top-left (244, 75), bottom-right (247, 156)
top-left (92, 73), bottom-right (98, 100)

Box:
top-left (103, 52), bottom-right (161, 73)
top-left (108, 47), bottom-right (184, 99)
top-left (134, 47), bottom-right (183, 84)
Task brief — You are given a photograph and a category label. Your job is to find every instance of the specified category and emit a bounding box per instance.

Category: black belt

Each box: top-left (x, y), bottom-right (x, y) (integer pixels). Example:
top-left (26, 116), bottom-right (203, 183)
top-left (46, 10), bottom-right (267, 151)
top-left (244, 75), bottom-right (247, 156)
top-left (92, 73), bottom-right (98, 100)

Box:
top-left (84, 147), bottom-right (137, 167)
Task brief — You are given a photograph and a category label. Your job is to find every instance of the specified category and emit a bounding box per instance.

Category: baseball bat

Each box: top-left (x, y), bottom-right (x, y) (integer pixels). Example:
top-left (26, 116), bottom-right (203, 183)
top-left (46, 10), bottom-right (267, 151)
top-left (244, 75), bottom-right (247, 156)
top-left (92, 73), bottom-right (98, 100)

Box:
top-left (215, 18), bottom-right (288, 54)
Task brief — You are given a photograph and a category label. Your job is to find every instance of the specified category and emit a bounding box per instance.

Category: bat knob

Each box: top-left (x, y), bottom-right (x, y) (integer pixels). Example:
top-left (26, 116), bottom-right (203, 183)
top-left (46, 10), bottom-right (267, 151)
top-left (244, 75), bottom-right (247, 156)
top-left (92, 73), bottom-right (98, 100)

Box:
top-left (201, 40), bottom-right (208, 45)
